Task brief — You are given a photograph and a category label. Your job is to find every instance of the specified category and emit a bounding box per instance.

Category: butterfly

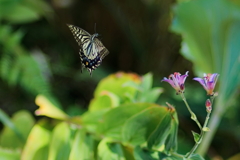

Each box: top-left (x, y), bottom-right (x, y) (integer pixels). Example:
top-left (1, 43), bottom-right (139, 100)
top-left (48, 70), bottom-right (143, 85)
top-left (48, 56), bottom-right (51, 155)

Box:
top-left (67, 24), bottom-right (109, 76)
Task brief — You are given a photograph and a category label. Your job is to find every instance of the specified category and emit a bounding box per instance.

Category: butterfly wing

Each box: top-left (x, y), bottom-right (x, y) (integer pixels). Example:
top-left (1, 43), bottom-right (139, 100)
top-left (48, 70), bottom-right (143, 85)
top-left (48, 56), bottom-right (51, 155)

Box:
top-left (94, 38), bottom-right (109, 59)
top-left (67, 24), bottom-right (92, 54)
top-left (67, 24), bottom-right (109, 75)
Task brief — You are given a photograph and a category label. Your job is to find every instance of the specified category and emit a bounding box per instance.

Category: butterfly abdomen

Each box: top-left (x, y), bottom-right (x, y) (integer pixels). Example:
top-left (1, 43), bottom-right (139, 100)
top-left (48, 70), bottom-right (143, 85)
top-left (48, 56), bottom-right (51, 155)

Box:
top-left (80, 52), bottom-right (102, 71)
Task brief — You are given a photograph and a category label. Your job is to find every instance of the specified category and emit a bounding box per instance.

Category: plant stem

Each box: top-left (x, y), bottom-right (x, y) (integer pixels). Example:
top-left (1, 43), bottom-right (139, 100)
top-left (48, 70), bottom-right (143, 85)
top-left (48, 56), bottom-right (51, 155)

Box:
top-left (185, 111), bottom-right (211, 158)
top-left (196, 98), bottom-right (223, 156)
top-left (180, 93), bottom-right (202, 130)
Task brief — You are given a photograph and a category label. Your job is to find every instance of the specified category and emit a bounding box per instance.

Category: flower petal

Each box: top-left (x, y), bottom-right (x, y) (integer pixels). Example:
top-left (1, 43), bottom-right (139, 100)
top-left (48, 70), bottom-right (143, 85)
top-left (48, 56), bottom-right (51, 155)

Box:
top-left (162, 78), bottom-right (177, 89)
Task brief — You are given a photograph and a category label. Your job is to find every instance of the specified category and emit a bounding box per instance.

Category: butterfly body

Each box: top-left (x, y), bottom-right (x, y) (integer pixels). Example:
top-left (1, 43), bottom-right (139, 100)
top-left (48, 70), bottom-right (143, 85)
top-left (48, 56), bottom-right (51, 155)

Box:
top-left (67, 24), bottom-right (109, 75)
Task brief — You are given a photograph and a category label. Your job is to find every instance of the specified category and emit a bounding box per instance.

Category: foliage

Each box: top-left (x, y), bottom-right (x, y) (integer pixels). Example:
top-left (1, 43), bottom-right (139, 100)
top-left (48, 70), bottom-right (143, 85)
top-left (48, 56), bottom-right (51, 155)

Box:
top-left (0, 0), bottom-right (54, 97)
top-left (171, 0), bottom-right (240, 156)
top-left (0, 72), bottom-right (204, 160)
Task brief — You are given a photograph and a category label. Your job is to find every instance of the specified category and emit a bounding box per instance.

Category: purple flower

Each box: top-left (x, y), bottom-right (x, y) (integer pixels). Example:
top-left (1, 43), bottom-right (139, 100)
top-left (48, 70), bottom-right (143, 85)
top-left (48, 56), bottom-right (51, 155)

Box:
top-left (162, 71), bottom-right (189, 94)
top-left (193, 73), bottom-right (219, 96)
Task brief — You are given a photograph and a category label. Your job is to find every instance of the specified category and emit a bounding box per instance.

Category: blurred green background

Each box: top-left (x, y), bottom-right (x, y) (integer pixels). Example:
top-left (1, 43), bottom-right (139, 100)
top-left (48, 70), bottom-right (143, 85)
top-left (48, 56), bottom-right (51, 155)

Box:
top-left (0, 0), bottom-right (240, 159)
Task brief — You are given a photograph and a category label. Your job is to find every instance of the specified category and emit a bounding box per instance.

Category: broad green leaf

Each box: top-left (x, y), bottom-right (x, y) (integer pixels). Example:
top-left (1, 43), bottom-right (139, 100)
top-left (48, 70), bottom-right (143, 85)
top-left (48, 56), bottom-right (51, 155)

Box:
top-left (0, 147), bottom-right (20, 160)
top-left (135, 73), bottom-right (163, 103)
top-left (147, 111), bottom-right (173, 150)
top-left (133, 146), bottom-right (159, 160)
top-left (191, 131), bottom-right (200, 143)
top-left (0, 110), bottom-right (34, 149)
top-left (94, 72), bottom-right (141, 102)
top-left (141, 72), bottom-right (153, 91)
top-left (171, 0), bottom-right (240, 104)
top-left (165, 111), bottom-right (179, 152)
top-left (89, 91), bottom-right (120, 111)
top-left (21, 124), bottom-right (51, 160)
top-left (35, 95), bottom-right (68, 120)
top-left (122, 105), bottom-right (169, 146)
top-left (137, 87), bottom-right (163, 103)
top-left (48, 122), bottom-right (71, 160)
top-left (97, 138), bottom-right (126, 160)
top-left (97, 103), bottom-right (151, 140)
top-left (81, 109), bottom-right (108, 133)
top-left (69, 129), bottom-right (95, 160)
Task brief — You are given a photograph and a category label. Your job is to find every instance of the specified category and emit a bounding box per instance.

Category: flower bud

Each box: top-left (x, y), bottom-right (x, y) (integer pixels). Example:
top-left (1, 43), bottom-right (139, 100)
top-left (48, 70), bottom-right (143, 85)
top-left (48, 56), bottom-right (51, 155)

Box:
top-left (205, 99), bottom-right (212, 113)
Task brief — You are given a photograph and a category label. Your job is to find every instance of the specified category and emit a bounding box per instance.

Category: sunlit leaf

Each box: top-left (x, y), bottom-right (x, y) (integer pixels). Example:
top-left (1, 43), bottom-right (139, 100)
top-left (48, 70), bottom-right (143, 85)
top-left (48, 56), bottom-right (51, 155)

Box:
top-left (69, 129), bottom-right (95, 160)
top-left (48, 122), bottom-right (71, 160)
top-left (122, 105), bottom-right (169, 146)
top-left (0, 147), bottom-right (20, 160)
top-left (35, 95), bottom-right (68, 120)
top-left (165, 111), bottom-right (179, 152)
top-left (94, 72), bottom-right (141, 102)
top-left (81, 109), bottom-right (108, 133)
top-left (21, 124), bottom-right (50, 160)
top-left (97, 138), bottom-right (126, 160)
top-left (89, 91), bottom-right (120, 111)
top-left (147, 112), bottom-right (172, 150)
top-left (0, 110), bottom-right (34, 149)
top-left (97, 103), bottom-right (151, 140)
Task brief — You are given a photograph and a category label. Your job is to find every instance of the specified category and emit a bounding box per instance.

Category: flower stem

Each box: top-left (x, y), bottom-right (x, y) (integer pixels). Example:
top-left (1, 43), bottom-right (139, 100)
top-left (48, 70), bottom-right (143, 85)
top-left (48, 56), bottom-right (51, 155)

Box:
top-left (185, 111), bottom-right (211, 158)
top-left (180, 93), bottom-right (202, 130)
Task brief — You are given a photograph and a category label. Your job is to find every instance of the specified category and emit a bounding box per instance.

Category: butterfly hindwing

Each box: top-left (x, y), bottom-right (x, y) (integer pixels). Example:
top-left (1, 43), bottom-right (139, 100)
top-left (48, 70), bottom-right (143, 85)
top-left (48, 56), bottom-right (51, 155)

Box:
top-left (67, 24), bottom-right (109, 75)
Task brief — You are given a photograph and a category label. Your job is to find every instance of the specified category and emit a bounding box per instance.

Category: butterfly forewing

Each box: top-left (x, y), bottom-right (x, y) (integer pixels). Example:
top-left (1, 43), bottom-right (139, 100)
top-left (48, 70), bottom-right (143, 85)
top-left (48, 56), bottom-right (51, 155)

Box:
top-left (67, 24), bottom-right (109, 75)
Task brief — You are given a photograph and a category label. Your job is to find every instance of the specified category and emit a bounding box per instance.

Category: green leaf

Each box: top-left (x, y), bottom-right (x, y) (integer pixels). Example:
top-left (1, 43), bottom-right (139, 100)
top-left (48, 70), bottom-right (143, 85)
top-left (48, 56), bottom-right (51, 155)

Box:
top-left (94, 72), bottom-right (141, 102)
top-left (69, 129), bottom-right (95, 160)
top-left (137, 87), bottom-right (163, 103)
top-left (147, 112), bottom-right (173, 150)
top-left (141, 72), bottom-right (153, 91)
top-left (133, 146), bottom-right (159, 160)
top-left (89, 91), bottom-right (120, 111)
top-left (171, 0), bottom-right (240, 104)
top-left (21, 124), bottom-right (50, 160)
top-left (35, 95), bottom-right (68, 120)
top-left (191, 131), bottom-right (200, 143)
top-left (97, 103), bottom-right (151, 140)
top-left (97, 138), bottom-right (126, 160)
top-left (0, 147), bottom-right (20, 160)
top-left (165, 111), bottom-right (179, 152)
top-left (122, 105), bottom-right (169, 146)
top-left (4, 4), bottom-right (40, 23)
top-left (48, 122), bottom-right (71, 160)
top-left (135, 73), bottom-right (163, 103)
top-left (4, 28), bottom-right (25, 51)
top-left (0, 110), bottom-right (35, 148)
top-left (81, 109), bottom-right (108, 133)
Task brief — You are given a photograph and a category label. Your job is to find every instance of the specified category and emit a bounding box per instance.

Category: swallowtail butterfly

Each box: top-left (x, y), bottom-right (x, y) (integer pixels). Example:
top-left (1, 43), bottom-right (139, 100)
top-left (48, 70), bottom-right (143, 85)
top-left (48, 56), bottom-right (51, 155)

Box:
top-left (67, 24), bottom-right (109, 75)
